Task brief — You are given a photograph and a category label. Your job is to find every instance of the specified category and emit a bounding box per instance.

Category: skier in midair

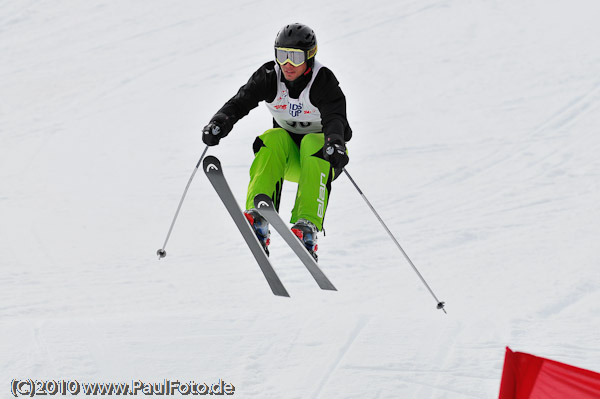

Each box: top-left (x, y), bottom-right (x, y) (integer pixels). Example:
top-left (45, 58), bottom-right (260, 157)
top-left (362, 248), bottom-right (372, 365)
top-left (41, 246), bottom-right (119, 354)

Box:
top-left (202, 23), bottom-right (351, 260)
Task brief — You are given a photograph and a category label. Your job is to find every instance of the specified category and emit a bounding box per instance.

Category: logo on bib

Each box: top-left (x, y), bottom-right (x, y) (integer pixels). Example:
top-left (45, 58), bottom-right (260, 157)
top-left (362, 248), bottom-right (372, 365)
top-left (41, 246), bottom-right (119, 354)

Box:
top-left (289, 103), bottom-right (303, 117)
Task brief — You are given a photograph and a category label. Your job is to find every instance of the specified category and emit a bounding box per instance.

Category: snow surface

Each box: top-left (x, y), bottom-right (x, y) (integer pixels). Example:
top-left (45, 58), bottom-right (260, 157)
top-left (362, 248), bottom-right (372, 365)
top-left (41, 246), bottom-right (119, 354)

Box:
top-left (2, 0), bottom-right (600, 397)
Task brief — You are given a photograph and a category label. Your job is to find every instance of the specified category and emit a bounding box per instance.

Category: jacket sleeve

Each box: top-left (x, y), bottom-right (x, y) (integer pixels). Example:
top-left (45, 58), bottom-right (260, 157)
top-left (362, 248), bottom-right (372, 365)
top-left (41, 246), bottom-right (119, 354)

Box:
top-left (210, 61), bottom-right (278, 134)
top-left (309, 67), bottom-right (352, 143)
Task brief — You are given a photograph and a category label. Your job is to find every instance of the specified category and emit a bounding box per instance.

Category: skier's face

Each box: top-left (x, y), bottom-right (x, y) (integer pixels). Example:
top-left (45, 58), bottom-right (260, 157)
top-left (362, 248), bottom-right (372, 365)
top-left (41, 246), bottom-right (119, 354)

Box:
top-left (281, 62), bottom-right (307, 82)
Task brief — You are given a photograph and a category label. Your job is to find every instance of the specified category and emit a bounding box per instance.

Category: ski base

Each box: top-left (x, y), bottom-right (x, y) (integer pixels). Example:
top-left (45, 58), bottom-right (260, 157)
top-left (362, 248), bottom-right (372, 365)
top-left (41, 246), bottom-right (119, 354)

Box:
top-left (203, 156), bottom-right (289, 297)
top-left (254, 194), bottom-right (337, 291)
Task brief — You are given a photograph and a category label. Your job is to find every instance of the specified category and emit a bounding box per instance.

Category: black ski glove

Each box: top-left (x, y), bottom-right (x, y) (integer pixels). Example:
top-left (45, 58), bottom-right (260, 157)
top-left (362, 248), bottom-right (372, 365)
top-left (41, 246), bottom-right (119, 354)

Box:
top-left (202, 113), bottom-right (233, 146)
top-left (202, 122), bottom-right (223, 146)
top-left (324, 136), bottom-right (349, 169)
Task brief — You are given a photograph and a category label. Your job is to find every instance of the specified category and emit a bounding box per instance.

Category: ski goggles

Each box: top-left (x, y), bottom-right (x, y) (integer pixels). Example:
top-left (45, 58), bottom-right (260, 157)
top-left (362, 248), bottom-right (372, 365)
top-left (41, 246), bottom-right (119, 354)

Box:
top-left (275, 46), bottom-right (317, 67)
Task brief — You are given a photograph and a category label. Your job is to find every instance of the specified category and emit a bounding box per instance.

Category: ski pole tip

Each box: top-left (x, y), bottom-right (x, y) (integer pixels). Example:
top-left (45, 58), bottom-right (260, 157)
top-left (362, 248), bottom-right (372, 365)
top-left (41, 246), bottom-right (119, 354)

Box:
top-left (157, 249), bottom-right (167, 259)
top-left (437, 301), bottom-right (447, 314)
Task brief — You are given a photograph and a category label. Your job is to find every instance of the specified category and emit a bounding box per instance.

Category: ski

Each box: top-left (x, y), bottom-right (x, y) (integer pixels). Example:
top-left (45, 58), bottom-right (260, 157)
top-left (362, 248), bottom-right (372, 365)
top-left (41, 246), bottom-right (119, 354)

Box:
top-left (254, 194), bottom-right (337, 291)
top-left (203, 156), bottom-right (289, 297)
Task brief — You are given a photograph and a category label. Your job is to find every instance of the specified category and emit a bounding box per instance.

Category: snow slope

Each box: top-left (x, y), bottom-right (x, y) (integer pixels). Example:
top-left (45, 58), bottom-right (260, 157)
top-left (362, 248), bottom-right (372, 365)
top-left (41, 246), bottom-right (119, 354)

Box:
top-left (2, 0), bottom-right (600, 397)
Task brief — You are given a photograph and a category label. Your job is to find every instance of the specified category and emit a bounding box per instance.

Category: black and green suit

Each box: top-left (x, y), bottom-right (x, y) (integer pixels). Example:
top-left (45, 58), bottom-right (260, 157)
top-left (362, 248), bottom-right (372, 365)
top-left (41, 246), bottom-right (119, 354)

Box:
top-left (210, 60), bottom-right (351, 231)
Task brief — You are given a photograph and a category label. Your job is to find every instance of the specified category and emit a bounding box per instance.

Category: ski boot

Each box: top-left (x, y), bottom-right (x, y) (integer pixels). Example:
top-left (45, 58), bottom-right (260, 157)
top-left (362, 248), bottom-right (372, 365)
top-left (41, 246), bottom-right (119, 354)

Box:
top-left (291, 218), bottom-right (319, 261)
top-left (244, 209), bottom-right (271, 255)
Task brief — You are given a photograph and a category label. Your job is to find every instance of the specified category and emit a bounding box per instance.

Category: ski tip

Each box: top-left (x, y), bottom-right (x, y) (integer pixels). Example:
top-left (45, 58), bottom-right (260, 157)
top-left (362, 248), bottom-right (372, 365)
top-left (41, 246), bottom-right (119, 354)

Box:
top-left (203, 155), bottom-right (221, 173)
top-left (253, 193), bottom-right (273, 210)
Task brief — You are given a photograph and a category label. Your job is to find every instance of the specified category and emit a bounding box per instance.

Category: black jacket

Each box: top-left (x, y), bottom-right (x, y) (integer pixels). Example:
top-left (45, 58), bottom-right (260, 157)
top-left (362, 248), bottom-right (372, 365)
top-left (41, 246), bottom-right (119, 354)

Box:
top-left (211, 61), bottom-right (352, 145)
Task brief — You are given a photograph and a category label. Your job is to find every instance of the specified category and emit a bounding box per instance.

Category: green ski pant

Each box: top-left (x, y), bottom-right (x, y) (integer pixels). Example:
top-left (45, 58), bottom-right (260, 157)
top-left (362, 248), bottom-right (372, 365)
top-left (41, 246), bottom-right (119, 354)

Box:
top-left (246, 128), bottom-right (334, 231)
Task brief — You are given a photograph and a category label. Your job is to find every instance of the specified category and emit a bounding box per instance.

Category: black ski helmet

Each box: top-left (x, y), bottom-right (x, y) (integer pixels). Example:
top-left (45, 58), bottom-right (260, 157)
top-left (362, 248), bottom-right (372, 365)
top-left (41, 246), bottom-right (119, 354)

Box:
top-left (274, 23), bottom-right (317, 68)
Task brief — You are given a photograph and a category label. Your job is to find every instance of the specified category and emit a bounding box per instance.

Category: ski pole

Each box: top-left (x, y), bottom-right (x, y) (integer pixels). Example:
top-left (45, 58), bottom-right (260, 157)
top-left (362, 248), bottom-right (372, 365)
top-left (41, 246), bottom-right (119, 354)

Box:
top-left (342, 168), bottom-right (447, 313)
top-left (157, 145), bottom-right (209, 259)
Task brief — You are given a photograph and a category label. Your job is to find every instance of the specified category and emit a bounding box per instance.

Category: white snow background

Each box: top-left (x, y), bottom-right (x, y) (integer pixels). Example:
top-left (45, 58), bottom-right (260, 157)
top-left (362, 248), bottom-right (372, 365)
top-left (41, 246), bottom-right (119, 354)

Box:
top-left (2, 0), bottom-right (600, 398)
